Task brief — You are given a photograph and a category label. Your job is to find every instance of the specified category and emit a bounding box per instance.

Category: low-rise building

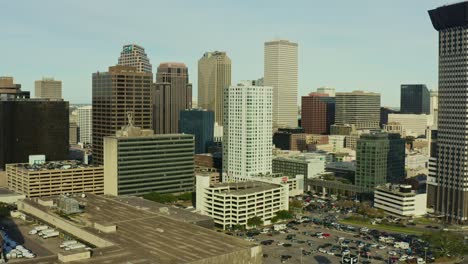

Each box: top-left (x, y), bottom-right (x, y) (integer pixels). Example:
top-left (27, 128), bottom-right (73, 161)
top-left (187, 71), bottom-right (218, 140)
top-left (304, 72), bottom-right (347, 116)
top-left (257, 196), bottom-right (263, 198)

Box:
top-left (374, 184), bottom-right (427, 217)
top-left (196, 175), bottom-right (288, 230)
top-left (273, 153), bottom-right (327, 183)
top-left (249, 173), bottom-right (304, 196)
top-left (6, 160), bottom-right (103, 198)
top-left (104, 122), bottom-right (194, 196)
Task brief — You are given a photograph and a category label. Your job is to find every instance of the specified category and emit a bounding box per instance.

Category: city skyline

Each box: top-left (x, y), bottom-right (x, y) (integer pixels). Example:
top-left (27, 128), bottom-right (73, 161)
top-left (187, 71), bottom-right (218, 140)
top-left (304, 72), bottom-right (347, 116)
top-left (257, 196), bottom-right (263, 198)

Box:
top-left (1, 0), bottom-right (442, 106)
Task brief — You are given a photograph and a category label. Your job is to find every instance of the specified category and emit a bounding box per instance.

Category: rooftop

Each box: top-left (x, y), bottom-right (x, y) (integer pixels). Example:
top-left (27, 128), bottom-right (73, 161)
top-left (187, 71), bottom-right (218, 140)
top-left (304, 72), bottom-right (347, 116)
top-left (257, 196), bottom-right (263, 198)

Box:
top-left (212, 181), bottom-right (282, 195)
top-left (18, 194), bottom-right (258, 264)
top-left (7, 160), bottom-right (101, 171)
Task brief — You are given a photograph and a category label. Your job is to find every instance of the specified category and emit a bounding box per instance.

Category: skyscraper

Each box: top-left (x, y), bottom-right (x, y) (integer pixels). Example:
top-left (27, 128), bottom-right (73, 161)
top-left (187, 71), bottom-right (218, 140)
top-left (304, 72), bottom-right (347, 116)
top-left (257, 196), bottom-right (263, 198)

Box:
top-left (198, 51), bottom-right (231, 125)
top-left (34, 78), bottom-right (62, 99)
top-left (0, 77), bottom-right (29, 99)
top-left (264, 39), bottom-right (298, 128)
top-left (429, 2), bottom-right (468, 222)
top-left (223, 81), bottom-right (273, 181)
top-left (0, 99), bottom-right (69, 169)
top-left (77, 105), bottom-right (92, 144)
top-left (335, 91), bottom-right (381, 129)
top-left (355, 133), bottom-right (404, 190)
top-left (117, 44), bottom-right (152, 73)
top-left (92, 65), bottom-right (153, 165)
top-left (316, 87), bottom-right (335, 97)
top-left (153, 62), bottom-right (192, 134)
top-left (301, 93), bottom-right (335, 134)
top-left (179, 109), bottom-right (214, 154)
top-left (400, 84), bottom-right (430, 114)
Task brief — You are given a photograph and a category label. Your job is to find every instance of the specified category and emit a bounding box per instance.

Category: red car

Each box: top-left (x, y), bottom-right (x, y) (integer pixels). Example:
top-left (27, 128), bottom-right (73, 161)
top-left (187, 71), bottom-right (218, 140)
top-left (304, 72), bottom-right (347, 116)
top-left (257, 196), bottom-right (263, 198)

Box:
top-left (322, 233), bottom-right (331, 237)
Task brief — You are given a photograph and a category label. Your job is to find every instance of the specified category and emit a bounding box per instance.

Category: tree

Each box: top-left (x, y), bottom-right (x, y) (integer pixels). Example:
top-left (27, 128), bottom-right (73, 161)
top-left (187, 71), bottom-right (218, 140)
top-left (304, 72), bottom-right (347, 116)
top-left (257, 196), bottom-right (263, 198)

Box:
top-left (289, 200), bottom-right (303, 210)
top-left (247, 216), bottom-right (264, 228)
top-left (423, 231), bottom-right (468, 258)
top-left (275, 210), bottom-right (293, 220)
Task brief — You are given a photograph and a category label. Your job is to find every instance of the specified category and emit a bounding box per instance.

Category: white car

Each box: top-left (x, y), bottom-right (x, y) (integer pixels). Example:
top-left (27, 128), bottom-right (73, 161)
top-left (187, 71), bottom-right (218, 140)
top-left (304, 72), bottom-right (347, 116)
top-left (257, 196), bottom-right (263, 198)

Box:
top-left (399, 255), bottom-right (408, 261)
top-left (327, 251), bottom-right (335, 256)
top-left (318, 248), bottom-right (326, 253)
top-left (378, 245), bottom-right (386, 249)
top-left (277, 242), bottom-right (284, 246)
top-left (389, 251), bottom-right (397, 256)
top-left (342, 250), bottom-right (350, 255)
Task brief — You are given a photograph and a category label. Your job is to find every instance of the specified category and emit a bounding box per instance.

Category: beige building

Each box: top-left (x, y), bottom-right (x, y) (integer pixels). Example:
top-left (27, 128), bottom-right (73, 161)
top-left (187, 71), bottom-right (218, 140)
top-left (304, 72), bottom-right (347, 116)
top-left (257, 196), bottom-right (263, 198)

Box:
top-left (35, 77), bottom-right (62, 99)
top-left (335, 91), bottom-right (381, 129)
top-left (6, 160), bottom-right (104, 198)
top-left (117, 44), bottom-right (152, 73)
top-left (198, 51), bottom-right (231, 125)
top-left (153, 62), bottom-right (192, 134)
top-left (264, 39), bottom-right (298, 128)
top-left (92, 65), bottom-right (153, 165)
top-left (69, 122), bottom-right (78, 145)
top-left (196, 175), bottom-right (289, 230)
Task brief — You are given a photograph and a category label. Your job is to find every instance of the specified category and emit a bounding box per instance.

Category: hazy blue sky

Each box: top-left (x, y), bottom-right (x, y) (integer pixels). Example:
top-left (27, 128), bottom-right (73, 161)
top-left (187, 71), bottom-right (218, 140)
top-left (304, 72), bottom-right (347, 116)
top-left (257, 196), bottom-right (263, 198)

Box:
top-left (1, 0), bottom-right (444, 106)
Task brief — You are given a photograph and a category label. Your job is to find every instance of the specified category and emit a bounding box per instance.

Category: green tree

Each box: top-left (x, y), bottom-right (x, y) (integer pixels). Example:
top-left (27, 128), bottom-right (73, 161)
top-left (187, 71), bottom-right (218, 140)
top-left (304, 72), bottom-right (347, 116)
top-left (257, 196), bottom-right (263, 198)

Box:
top-left (289, 200), bottom-right (303, 210)
top-left (176, 192), bottom-right (193, 201)
top-left (275, 210), bottom-right (293, 220)
top-left (142, 192), bottom-right (177, 203)
top-left (247, 216), bottom-right (264, 228)
top-left (423, 231), bottom-right (468, 258)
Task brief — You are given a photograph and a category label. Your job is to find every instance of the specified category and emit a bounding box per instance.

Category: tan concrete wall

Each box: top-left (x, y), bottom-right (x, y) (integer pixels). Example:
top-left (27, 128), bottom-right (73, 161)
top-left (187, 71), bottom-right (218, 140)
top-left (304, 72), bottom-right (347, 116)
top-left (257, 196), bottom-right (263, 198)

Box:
top-left (0, 171), bottom-right (6, 187)
top-left (189, 246), bottom-right (262, 264)
top-left (18, 201), bottom-right (113, 248)
top-left (103, 137), bottom-right (118, 195)
top-left (58, 251), bottom-right (90, 262)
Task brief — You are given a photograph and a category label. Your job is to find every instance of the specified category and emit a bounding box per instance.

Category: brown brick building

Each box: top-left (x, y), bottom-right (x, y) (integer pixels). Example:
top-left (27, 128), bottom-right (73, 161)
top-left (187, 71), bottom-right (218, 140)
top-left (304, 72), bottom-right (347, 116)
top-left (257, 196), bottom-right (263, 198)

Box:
top-left (301, 93), bottom-right (335, 134)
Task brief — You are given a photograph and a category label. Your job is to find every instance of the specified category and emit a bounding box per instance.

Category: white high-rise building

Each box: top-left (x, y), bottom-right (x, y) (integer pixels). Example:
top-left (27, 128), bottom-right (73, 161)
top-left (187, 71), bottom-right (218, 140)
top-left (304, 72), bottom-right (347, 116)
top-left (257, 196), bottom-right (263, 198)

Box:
top-left (264, 39), bottom-right (298, 128)
top-left (77, 105), bottom-right (92, 144)
top-left (223, 81), bottom-right (273, 181)
top-left (118, 44), bottom-right (152, 73)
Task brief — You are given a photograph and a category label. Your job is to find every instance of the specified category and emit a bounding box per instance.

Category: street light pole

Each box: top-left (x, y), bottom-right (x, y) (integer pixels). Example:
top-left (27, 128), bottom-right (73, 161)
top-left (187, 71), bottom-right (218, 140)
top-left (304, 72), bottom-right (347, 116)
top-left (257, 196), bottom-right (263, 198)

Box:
top-left (300, 247), bottom-right (303, 264)
top-left (424, 247), bottom-right (428, 263)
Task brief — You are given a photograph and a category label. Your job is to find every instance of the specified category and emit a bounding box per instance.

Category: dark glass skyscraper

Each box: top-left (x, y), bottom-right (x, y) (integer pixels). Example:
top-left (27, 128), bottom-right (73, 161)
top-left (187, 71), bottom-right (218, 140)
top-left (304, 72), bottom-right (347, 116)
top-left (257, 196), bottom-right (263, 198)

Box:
top-left (179, 109), bottom-right (214, 154)
top-left (0, 99), bottom-right (69, 169)
top-left (355, 133), bottom-right (405, 191)
top-left (400, 84), bottom-right (430, 114)
top-left (429, 2), bottom-right (468, 222)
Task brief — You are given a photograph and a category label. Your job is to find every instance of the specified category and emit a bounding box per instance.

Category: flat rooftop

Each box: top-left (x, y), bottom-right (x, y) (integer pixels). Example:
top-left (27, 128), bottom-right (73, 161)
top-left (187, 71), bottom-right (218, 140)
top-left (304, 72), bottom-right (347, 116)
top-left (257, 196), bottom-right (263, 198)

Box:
top-left (7, 160), bottom-right (101, 171)
top-left (18, 194), bottom-right (258, 264)
top-left (213, 181), bottom-right (281, 195)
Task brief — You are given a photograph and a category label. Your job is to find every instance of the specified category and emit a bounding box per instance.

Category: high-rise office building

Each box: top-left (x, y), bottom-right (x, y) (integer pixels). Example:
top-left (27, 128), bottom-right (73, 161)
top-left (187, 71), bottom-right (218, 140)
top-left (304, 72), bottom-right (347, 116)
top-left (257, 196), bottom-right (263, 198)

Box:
top-left (430, 90), bottom-right (438, 128)
top-left (153, 62), bottom-right (192, 134)
top-left (179, 108), bottom-right (214, 154)
top-left (400, 84), bottom-right (430, 114)
top-left (223, 81), bottom-right (273, 181)
top-left (0, 99), bottom-right (69, 169)
top-left (380, 107), bottom-right (399, 128)
top-left (104, 122), bottom-right (194, 196)
top-left (77, 105), bottom-right (92, 144)
top-left (92, 65), bottom-right (153, 165)
top-left (335, 91), bottom-right (381, 129)
top-left (34, 78), bottom-right (62, 99)
top-left (0, 77), bottom-right (29, 99)
top-left (117, 44), bottom-right (152, 73)
top-left (264, 39), bottom-right (298, 128)
top-left (355, 133), bottom-right (405, 190)
top-left (316, 87), bottom-right (335, 97)
top-left (429, 2), bottom-right (468, 222)
top-left (198, 51), bottom-right (231, 125)
top-left (301, 93), bottom-right (335, 134)
top-left (69, 122), bottom-right (78, 145)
